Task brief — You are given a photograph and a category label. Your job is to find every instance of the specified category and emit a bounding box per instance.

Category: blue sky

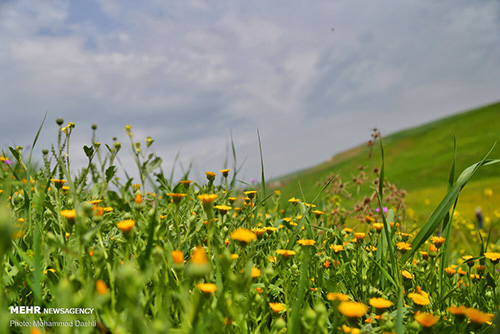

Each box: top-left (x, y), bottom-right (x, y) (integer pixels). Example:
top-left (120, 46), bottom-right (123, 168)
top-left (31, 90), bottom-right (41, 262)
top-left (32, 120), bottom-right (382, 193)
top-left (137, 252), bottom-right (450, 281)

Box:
top-left (1, 1), bottom-right (499, 184)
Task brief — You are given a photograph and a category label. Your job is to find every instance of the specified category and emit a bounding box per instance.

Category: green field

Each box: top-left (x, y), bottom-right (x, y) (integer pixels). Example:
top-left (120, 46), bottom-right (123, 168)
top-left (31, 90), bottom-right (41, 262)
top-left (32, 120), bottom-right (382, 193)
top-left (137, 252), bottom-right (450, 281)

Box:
top-left (274, 101), bottom-right (500, 224)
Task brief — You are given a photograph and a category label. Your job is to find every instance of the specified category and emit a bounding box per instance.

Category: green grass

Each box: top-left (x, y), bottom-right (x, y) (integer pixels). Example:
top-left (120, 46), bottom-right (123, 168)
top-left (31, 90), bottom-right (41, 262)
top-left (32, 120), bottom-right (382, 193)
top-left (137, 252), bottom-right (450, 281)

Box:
top-left (275, 101), bottom-right (500, 220)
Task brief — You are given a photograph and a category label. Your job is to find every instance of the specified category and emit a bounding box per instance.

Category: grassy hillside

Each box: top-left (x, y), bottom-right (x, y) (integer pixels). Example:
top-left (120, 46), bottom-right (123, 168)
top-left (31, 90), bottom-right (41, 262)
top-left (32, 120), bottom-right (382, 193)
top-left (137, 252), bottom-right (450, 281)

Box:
top-left (274, 101), bottom-right (500, 222)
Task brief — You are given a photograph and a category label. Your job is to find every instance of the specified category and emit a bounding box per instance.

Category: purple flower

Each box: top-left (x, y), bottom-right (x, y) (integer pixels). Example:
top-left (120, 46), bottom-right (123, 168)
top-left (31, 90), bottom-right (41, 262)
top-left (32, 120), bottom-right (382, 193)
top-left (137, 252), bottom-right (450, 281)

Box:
top-left (5, 159), bottom-right (11, 165)
top-left (250, 178), bottom-right (257, 184)
top-left (375, 207), bottom-right (388, 213)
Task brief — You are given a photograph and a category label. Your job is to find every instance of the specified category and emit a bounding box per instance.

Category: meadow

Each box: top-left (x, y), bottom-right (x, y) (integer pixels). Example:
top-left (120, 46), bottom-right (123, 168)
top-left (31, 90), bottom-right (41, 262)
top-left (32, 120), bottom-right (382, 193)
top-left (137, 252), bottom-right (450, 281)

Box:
top-left (1, 115), bottom-right (500, 334)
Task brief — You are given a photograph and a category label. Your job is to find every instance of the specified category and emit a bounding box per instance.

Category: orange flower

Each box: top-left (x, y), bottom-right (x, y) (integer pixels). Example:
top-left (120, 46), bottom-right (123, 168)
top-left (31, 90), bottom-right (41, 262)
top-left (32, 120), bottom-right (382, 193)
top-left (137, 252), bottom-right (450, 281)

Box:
top-left (197, 283), bottom-right (217, 294)
top-left (464, 308), bottom-right (492, 324)
top-left (338, 301), bottom-right (368, 319)
top-left (135, 192), bottom-right (143, 204)
top-left (96, 279), bottom-right (109, 295)
top-left (171, 250), bottom-right (184, 264)
top-left (269, 302), bottom-right (285, 313)
top-left (327, 292), bottom-right (349, 302)
top-left (408, 293), bottom-right (430, 306)
top-left (191, 246), bottom-right (208, 264)
top-left (116, 219), bottom-right (135, 234)
top-left (369, 297), bottom-right (393, 312)
top-left (447, 305), bottom-right (467, 320)
top-left (414, 312), bottom-right (439, 327)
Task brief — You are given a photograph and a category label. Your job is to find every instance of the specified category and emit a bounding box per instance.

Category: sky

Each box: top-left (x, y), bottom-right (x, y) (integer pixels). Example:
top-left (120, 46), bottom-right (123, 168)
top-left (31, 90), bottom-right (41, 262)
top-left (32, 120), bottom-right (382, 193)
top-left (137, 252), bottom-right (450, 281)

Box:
top-left (0, 0), bottom-right (499, 185)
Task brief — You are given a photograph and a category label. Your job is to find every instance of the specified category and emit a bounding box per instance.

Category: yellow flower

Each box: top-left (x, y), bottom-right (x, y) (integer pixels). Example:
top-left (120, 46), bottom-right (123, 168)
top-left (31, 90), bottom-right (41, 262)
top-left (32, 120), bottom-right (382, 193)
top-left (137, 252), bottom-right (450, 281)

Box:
top-left (43, 268), bottom-right (56, 274)
top-left (167, 193), bottom-right (187, 204)
top-left (330, 245), bottom-right (344, 253)
top-left (214, 205), bottom-right (232, 216)
top-left (275, 249), bottom-right (296, 258)
top-left (371, 223), bottom-right (384, 232)
top-left (297, 239), bottom-right (316, 246)
top-left (444, 266), bottom-right (457, 277)
top-left (338, 301), bottom-right (368, 319)
top-left (341, 325), bottom-right (360, 334)
top-left (60, 209), bottom-right (76, 220)
top-left (191, 246), bottom-right (208, 264)
top-left (252, 228), bottom-right (267, 238)
top-left (230, 254), bottom-right (239, 260)
top-left (251, 267), bottom-right (261, 278)
top-left (353, 233), bottom-right (366, 241)
top-left (116, 219), bottom-right (135, 234)
top-left (198, 194), bottom-right (218, 205)
top-left (430, 236), bottom-right (446, 248)
top-left (180, 180), bottom-right (193, 188)
top-left (220, 169), bottom-right (230, 177)
top-left (408, 293), bottom-right (430, 306)
top-left (244, 190), bottom-right (257, 199)
top-left (96, 279), bottom-right (109, 295)
top-left (50, 179), bottom-right (67, 189)
top-left (230, 228), bottom-right (257, 244)
top-left (420, 251), bottom-right (429, 260)
top-left (312, 210), bottom-right (325, 218)
top-left (369, 297), bottom-right (393, 312)
top-left (269, 302), bottom-right (285, 313)
top-left (327, 292), bottom-right (349, 302)
top-left (288, 197), bottom-right (300, 204)
top-left (414, 312), bottom-right (439, 327)
top-left (197, 283), bottom-right (217, 294)
top-left (396, 242), bottom-right (412, 252)
top-left (484, 252), bottom-right (500, 264)
top-left (401, 270), bottom-right (414, 280)
top-left (171, 250), bottom-right (184, 264)
top-left (265, 226), bottom-right (277, 233)
top-left (205, 171), bottom-right (216, 181)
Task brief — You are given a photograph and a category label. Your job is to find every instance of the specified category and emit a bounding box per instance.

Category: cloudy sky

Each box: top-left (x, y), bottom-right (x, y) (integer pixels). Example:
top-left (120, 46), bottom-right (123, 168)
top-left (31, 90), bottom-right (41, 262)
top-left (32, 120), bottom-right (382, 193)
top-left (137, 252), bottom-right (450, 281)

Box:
top-left (0, 1), bottom-right (499, 184)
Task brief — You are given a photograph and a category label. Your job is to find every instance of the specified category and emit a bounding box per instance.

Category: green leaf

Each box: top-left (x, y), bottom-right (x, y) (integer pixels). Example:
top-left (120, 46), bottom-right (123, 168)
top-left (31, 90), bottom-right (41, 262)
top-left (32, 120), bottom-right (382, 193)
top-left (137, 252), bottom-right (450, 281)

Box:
top-left (145, 157), bottom-right (162, 174)
top-left (83, 145), bottom-right (94, 158)
top-left (105, 165), bottom-right (117, 183)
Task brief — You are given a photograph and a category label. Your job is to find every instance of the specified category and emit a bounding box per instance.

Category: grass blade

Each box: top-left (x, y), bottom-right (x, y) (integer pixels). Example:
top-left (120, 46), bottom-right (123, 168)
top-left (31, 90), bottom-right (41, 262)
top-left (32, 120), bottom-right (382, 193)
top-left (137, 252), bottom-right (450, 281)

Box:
top-left (401, 145), bottom-right (500, 263)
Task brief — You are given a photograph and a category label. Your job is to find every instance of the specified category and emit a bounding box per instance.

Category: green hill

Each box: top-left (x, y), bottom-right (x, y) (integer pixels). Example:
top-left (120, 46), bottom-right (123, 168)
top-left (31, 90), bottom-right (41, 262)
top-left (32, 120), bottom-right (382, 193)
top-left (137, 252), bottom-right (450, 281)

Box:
top-left (274, 101), bottom-right (500, 222)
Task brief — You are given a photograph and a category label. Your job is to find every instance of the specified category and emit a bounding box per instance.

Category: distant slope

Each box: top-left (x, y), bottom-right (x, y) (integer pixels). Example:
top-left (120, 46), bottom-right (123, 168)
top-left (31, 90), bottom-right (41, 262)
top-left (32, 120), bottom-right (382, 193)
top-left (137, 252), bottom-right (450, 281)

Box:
top-left (275, 101), bottom-right (500, 220)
